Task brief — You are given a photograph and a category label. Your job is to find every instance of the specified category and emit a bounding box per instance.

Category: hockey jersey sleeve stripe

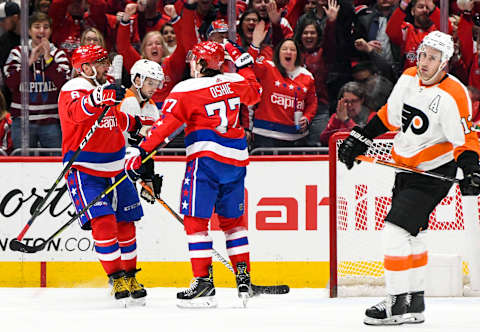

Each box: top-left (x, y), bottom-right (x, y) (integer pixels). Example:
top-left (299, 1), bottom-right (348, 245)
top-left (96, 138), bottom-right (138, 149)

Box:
top-left (63, 147), bottom-right (125, 164)
top-left (81, 96), bottom-right (95, 116)
top-left (391, 141), bottom-right (453, 168)
top-left (184, 129), bottom-right (247, 150)
top-left (438, 77), bottom-right (480, 159)
top-left (377, 104), bottom-right (400, 132)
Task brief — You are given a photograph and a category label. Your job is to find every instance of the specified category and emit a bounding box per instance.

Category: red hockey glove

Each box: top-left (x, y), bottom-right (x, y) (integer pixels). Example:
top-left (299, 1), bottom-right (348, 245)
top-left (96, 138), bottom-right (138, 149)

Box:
top-left (90, 83), bottom-right (126, 107)
top-left (224, 41), bottom-right (254, 70)
top-left (124, 146), bottom-right (147, 182)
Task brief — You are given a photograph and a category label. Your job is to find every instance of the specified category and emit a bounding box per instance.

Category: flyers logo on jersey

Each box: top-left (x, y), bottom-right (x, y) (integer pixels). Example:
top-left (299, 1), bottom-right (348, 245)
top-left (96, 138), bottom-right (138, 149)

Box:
top-left (401, 104), bottom-right (429, 135)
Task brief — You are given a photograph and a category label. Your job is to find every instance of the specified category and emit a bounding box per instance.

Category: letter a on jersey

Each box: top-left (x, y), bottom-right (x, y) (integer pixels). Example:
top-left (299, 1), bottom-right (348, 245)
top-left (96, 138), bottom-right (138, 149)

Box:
top-left (401, 104), bottom-right (429, 135)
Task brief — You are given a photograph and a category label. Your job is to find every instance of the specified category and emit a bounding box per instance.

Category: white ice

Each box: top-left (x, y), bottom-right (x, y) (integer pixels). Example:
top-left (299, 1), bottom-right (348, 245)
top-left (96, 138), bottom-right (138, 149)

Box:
top-left (1, 288), bottom-right (479, 332)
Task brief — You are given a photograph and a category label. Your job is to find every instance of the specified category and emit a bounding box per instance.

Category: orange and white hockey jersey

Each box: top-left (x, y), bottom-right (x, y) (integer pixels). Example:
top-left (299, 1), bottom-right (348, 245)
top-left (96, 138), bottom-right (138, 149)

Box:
top-left (377, 67), bottom-right (480, 171)
top-left (119, 89), bottom-right (160, 126)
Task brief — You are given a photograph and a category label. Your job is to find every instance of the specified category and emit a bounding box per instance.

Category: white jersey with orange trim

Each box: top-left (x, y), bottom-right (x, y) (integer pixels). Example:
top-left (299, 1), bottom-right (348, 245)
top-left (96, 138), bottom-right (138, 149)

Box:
top-left (119, 89), bottom-right (160, 126)
top-left (377, 66), bottom-right (480, 171)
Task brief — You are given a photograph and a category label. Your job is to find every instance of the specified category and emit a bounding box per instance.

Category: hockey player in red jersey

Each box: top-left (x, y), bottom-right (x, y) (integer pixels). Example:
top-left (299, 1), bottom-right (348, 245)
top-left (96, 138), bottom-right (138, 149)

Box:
top-left (339, 31), bottom-right (480, 325)
top-left (124, 40), bottom-right (262, 308)
top-left (58, 45), bottom-right (160, 306)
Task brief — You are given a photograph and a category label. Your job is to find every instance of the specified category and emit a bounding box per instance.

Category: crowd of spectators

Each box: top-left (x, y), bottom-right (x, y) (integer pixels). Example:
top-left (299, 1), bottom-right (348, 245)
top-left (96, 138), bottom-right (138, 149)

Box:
top-left (0, 0), bottom-right (479, 156)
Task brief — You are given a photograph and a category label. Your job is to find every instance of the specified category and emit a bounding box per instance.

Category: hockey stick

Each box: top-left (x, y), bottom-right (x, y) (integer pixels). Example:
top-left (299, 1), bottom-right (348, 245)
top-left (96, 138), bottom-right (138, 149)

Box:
top-left (9, 150), bottom-right (156, 253)
top-left (139, 182), bottom-right (290, 295)
top-left (10, 124), bottom-right (185, 253)
top-left (9, 56), bottom-right (124, 248)
top-left (355, 155), bottom-right (459, 183)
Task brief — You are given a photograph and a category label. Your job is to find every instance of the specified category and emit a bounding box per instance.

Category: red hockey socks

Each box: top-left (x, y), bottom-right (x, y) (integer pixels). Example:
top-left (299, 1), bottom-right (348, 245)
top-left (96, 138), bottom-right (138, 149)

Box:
top-left (184, 216), bottom-right (212, 277)
top-left (219, 216), bottom-right (250, 272)
top-left (117, 221), bottom-right (137, 272)
top-left (91, 214), bottom-right (122, 275)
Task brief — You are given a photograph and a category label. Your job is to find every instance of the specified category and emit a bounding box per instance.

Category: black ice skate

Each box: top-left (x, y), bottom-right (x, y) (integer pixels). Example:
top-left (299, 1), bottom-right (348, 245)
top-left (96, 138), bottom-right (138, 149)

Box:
top-left (109, 271), bottom-right (130, 307)
top-left (236, 262), bottom-right (253, 308)
top-left (403, 291), bottom-right (425, 324)
top-left (364, 293), bottom-right (409, 325)
top-left (125, 268), bottom-right (147, 306)
top-left (177, 266), bottom-right (216, 308)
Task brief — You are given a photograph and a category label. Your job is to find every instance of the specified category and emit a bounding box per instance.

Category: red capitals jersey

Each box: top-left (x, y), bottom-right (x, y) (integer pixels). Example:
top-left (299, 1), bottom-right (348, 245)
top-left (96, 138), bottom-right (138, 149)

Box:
top-left (250, 54), bottom-right (317, 141)
top-left (141, 68), bottom-right (261, 167)
top-left (58, 77), bottom-right (137, 177)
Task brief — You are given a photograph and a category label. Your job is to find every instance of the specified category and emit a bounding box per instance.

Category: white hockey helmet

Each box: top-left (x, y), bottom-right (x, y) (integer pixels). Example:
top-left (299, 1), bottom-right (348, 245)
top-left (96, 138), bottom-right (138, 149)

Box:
top-left (130, 59), bottom-right (165, 89)
top-left (416, 30), bottom-right (454, 65)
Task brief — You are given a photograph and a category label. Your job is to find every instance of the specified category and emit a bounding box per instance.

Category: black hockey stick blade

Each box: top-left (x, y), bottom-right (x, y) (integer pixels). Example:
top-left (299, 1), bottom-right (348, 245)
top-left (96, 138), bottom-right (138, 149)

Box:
top-left (9, 238), bottom-right (46, 253)
top-left (252, 283), bottom-right (290, 295)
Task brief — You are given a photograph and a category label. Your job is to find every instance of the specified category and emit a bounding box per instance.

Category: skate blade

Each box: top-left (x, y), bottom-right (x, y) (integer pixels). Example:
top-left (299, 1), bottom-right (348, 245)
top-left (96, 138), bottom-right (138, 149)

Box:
top-left (363, 315), bottom-right (405, 326)
top-left (114, 297), bottom-right (129, 308)
top-left (402, 312), bottom-right (425, 324)
top-left (129, 296), bottom-right (146, 307)
top-left (176, 296), bottom-right (217, 309)
top-left (239, 292), bottom-right (249, 308)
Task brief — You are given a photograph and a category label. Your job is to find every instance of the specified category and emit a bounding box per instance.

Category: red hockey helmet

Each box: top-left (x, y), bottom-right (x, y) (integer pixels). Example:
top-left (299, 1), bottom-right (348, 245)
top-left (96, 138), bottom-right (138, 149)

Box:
top-left (206, 19), bottom-right (228, 39)
top-left (71, 45), bottom-right (109, 72)
top-left (187, 41), bottom-right (225, 71)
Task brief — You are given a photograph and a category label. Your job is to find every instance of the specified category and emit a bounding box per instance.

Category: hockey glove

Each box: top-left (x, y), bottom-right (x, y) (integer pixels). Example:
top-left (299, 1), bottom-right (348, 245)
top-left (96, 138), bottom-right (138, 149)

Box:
top-left (124, 146), bottom-right (148, 182)
top-left (224, 41), bottom-right (254, 70)
top-left (90, 83), bottom-right (126, 107)
top-left (458, 151), bottom-right (480, 196)
top-left (140, 174), bottom-right (163, 204)
top-left (127, 116), bottom-right (144, 146)
top-left (338, 126), bottom-right (372, 170)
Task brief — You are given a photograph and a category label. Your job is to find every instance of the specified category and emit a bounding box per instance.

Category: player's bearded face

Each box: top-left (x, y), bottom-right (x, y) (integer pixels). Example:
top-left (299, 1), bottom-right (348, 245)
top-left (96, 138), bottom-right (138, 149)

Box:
top-left (141, 77), bottom-right (161, 98)
top-left (93, 58), bottom-right (110, 84)
top-left (417, 46), bottom-right (443, 83)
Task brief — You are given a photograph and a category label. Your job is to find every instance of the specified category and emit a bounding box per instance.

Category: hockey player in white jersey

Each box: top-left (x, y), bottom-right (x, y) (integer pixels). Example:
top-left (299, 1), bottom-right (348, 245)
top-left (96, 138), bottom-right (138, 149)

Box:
top-left (120, 59), bottom-right (164, 204)
top-left (338, 31), bottom-right (480, 325)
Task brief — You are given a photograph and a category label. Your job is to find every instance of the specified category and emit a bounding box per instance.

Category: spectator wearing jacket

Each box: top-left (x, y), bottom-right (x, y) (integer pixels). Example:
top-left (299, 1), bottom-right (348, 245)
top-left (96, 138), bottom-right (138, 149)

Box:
top-left (4, 12), bottom-right (71, 151)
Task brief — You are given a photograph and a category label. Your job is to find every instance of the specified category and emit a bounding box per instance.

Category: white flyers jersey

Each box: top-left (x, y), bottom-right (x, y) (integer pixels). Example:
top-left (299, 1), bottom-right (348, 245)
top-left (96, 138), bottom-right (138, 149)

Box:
top-left (119, 89), bottom-right (160, 126)
top-left (377, 67), bottom-right (480, 171)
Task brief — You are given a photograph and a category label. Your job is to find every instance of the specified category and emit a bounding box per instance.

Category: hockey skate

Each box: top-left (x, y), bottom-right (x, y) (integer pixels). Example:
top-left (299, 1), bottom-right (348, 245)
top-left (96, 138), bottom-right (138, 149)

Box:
top-left (403, 291), bottom-right (425, 324)
top-left (125, 269), bottom-right (147, 306)
top-left (177, 266), bottom-right (217, 308)
top-left (109, 271), bottom-right (130, 308)
top-left (236, 262), bottom-right (253, 308)
top-left (364, 293), bottom-right (408, 325)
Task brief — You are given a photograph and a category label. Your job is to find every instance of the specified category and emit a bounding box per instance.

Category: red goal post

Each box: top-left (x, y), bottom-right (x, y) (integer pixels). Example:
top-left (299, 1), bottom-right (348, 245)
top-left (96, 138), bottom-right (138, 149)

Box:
top-left (328, 132), bottom-right (480, 298)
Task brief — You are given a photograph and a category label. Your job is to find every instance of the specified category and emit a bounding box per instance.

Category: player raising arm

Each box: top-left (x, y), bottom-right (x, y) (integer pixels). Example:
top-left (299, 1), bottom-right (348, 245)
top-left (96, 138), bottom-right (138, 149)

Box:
top-left (124, 40), bottom-right (261, 308)
top-left (338, 31), bottom-right (480, 325)
top-left (58, 45), bottom-right (159, 306)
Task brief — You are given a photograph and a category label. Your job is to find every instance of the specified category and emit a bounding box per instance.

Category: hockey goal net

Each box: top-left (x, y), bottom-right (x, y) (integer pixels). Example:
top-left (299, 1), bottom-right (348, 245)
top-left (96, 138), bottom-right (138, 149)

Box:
top-left (329, 132), bottom-right (480, 297)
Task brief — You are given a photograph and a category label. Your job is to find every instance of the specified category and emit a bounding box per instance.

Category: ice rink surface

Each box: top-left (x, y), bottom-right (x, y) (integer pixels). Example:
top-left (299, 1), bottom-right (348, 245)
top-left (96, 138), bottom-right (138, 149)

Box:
top-left (2, 287), bottom-right (480, 332)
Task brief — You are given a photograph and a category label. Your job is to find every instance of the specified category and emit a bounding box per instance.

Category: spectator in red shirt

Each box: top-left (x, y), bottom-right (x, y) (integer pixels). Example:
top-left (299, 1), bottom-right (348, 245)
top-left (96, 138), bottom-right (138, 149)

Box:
top-left (116, 1), bottom-right (197, 109)
top-left (49, 0), bottom-right (107, 58)
top-left (295, 0), bottom-right (338, 146)
top-left (161, 22), bottom-right (177, 54)
top-left (249, 23), bottom-right (318, 148)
